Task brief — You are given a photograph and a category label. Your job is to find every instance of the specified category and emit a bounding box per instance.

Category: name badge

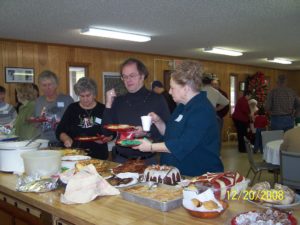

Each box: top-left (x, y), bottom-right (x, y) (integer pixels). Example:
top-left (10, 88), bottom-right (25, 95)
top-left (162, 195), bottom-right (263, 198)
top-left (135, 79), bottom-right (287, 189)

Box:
top-left (95, 117), bottom-right (102, 124)
top-left (57, 102), bottom-right (64, 108)
top-left (175, 114), bottom-right (183, 122)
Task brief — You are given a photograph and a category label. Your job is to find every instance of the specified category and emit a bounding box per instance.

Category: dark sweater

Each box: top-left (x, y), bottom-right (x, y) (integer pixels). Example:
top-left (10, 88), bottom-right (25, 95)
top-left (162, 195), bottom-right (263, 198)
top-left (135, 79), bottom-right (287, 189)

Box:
top-left (56, 102), bottom-right (108, 159)
top-left (103, 86), bottom-right (170, 158)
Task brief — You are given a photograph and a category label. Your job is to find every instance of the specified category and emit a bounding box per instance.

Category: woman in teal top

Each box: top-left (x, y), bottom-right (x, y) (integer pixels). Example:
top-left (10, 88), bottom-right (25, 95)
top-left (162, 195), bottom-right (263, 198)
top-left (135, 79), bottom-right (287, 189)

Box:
top-left (134, 60), bottom-right (224, 176)
top-left (14, 84), bottom-right (39, 140)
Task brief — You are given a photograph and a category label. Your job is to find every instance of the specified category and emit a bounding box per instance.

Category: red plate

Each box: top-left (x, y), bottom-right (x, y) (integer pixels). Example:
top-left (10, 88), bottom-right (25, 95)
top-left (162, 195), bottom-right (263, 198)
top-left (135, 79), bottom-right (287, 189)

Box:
top-left (74, 135), bottom-right (107, 142)
top-left (27, 117), bottom-right (48, 123)
top-left (104, 124), bottom-right (135, 132)
top-left (231, 211), bottom-right (297, 225)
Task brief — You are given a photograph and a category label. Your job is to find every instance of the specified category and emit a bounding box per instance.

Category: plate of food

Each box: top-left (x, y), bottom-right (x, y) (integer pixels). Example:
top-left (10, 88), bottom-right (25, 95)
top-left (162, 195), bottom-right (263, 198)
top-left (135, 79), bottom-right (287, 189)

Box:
top-left (183, 188), bottom-right (228, 219)
top-left (231, 208), bottom-right (297, 225)
top-left (46, 148), bottom-right (87, 156)
top-left (248, 182), bottom-right (300, 209)
top-left (74, 135), bottom-right (109, 142)
top-left (75, 159), bottom-right (110, 174)
top-left (104, 124), bottom-right (135, 132)
top-left (106, 172), bottom-right (139, 188)
top-left (112, 159), bottom-right (147, 174)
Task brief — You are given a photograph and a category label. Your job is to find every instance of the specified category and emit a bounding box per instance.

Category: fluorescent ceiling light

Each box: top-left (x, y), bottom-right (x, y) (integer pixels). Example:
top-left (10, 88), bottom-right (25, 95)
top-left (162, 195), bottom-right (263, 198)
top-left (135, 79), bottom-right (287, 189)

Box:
top-left (80, 28), bottom-right (151, 42)
top-left (203, 47), bottom-right (243, 56)
top-left (266, 58), bottom-right (292, 65)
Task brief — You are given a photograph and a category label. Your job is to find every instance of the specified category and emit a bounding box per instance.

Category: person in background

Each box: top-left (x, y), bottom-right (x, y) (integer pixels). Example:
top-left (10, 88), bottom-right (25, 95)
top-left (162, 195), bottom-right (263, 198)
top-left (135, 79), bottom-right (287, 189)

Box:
top-left (15, 84), bottom-right (39, 113)
top-left (0, 86), bottom-right (17, 128)
top-left (32, 84), bottom-right (40, 98)
top-left (35, 70), bottom-right (73, 146)
top-left (56, 77), bottom-right (111, 159)
top-left (232, 91), bottom-right (251, 153)
top-left (280, 126), bottom-right (300, 153)
top-left (248, 99), bottom-right (258, 134)
top-left (211, 77), bottom-right (230, 134)
top-left (151, 80), bottom-right (176, 113)
top-left (265, 74), bottom-right (300, 132)
top-left (202, 73), bottom-right (229, 111)
top-left (14, 84), bottom-right (39, 140)
top-left (253, 107), bottom-right (268, 154)
top-left (133, 60), bottom-right (224, 176)
top-left (103, 58), bottom-right (170, 164)
top-left (202, 73), bottom-right (229, 148)
top-left (295, 96), bottom-right (300, 125)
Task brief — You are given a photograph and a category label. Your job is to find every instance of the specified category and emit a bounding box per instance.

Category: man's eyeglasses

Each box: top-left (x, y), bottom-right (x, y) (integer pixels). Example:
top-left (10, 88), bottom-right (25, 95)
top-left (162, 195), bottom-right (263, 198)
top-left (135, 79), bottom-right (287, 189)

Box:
top-left (121, 73), bottom-right (140, 81)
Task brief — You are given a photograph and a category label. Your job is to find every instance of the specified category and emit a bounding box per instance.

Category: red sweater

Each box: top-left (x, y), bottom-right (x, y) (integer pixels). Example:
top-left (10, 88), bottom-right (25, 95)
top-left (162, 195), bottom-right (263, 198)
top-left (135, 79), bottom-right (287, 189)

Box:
top-left (254, 115), bottom-right (268, 128)
top-left (232, 96), bottom-right (250, 122)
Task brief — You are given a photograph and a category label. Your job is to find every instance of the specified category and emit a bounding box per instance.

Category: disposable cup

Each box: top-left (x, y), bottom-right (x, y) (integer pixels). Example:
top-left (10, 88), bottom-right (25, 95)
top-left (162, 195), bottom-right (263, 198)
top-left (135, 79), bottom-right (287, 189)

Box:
top-left (141, 116), bottom-right (152, 132)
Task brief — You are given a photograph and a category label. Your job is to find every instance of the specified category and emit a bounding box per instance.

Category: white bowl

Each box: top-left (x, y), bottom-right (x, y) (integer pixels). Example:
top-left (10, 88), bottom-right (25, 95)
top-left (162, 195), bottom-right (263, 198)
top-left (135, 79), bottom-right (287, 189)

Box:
top-left (61, 155), bottom-right (91, 169)
top-left (0, 141), bottom-right (40, 150)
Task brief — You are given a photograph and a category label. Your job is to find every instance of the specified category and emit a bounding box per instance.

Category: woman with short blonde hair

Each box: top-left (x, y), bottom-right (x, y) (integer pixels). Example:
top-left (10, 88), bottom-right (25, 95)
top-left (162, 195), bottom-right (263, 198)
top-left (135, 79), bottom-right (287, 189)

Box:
top-left (14, 84), bottom-right (39, 140)
top-left (134, 60), bottom-right (224, 176)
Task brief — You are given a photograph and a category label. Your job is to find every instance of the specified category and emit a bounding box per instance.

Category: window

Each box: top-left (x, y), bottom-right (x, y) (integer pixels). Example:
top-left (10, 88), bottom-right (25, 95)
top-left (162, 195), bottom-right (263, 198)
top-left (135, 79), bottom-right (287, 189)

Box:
top-left (68, 66), bottom-right (86, 101)
top-left (230, 74), bottom-right (238, 114)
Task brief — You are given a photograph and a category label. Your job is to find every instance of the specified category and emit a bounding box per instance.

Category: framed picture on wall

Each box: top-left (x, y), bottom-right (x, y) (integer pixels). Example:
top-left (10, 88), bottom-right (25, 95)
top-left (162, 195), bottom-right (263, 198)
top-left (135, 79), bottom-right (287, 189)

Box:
top-left (5, 67), bottom-right (34, 83)
top-left (239, 82), bottom-right (245, 91)
top-left (102, 72), bottom-right (127, 102)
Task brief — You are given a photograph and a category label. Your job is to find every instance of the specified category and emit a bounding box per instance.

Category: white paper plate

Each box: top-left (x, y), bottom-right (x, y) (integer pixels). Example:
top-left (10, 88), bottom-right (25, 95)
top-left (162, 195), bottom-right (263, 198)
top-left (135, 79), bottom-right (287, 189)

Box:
top-left (248, 194), bottom-right (300, 209)
top-left (61, 155), bottom-right (91, 161)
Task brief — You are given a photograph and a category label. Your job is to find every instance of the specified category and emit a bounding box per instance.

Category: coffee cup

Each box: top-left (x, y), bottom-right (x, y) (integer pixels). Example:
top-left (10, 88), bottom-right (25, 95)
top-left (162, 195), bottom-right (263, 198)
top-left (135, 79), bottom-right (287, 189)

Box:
top-left (141, 116), bottom-right (152, 132)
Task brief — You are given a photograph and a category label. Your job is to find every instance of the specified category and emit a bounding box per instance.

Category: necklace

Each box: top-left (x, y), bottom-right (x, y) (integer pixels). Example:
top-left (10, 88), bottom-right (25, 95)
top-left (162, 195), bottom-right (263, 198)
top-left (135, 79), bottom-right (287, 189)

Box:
top-left (84, 108), bottom-right (93, 118)
top-left (80, 102), bottom-right (96, 118)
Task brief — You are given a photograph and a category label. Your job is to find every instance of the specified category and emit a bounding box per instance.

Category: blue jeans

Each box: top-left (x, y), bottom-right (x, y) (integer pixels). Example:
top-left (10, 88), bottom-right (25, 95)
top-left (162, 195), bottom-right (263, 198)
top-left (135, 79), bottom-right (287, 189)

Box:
top-left (254, 128), bottom-right (265, 153)
top-left (270, 115), bottom-right (294, 132)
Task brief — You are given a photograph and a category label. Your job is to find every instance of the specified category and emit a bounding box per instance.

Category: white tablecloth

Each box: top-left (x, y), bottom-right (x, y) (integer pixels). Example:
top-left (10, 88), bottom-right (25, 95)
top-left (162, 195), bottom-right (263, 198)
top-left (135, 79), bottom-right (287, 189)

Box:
top-left (263, 139), bottom-right (283, 165)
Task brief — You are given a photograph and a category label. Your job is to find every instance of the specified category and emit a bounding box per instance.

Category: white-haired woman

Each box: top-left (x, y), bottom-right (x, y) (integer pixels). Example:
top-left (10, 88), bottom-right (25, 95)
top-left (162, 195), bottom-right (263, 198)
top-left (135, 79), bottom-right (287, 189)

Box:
top-left (56, 77), bottom-right (111, 160)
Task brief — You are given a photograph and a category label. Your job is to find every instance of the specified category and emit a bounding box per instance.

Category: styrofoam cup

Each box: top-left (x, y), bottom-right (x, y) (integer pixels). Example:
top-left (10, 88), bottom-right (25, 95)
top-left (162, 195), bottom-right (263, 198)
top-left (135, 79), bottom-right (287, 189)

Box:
top-left (141, 116), bottom-right (152, 132)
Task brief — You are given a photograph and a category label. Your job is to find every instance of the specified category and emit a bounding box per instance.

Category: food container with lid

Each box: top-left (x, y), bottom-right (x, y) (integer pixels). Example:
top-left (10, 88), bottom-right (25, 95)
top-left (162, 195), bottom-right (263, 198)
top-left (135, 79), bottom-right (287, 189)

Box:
top-left (21, 150), bottom-right (61, 177)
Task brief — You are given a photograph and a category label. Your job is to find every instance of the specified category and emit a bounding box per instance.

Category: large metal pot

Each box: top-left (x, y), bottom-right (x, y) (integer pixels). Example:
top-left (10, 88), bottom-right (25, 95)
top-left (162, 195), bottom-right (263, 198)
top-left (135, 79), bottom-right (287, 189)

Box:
top-left (0, 141), bottom-right (40, 172)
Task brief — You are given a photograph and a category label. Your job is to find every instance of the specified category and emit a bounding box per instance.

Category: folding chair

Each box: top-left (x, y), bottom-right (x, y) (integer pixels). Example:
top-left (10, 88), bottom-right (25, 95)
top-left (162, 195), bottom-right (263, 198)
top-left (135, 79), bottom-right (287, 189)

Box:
top-left (244, 136), bottom-right (280, 185)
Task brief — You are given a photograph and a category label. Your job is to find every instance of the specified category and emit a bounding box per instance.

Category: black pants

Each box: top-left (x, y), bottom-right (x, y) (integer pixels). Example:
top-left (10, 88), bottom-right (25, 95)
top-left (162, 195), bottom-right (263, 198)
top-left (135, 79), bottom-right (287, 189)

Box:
top-left (233, 119), bottom-right (248, 152)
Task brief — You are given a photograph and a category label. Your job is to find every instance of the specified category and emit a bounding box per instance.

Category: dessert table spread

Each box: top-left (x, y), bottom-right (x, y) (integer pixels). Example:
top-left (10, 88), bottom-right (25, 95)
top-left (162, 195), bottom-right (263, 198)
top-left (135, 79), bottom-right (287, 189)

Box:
top-left (0, 167), bottom-right (299, 225)
top-left (263, 139), bottom-right (283, 165)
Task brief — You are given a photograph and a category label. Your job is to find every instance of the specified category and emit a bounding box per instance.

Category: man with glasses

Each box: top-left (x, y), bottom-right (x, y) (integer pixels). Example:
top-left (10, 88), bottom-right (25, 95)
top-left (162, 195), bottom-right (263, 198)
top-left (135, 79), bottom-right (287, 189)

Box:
top-left (103, 58), bottom-right (170, 164)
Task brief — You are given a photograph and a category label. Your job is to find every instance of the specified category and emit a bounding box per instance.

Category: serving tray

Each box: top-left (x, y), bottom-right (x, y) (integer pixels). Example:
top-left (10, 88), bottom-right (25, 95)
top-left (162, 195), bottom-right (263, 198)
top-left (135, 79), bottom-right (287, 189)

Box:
top-left (120, 183), bottom-right (183, 212)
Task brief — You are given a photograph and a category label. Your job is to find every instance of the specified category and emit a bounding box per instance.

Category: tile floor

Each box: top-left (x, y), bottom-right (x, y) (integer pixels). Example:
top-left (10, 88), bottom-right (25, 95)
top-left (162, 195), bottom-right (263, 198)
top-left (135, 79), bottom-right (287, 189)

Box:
top-left (221, 141), bottom-right (278, 185)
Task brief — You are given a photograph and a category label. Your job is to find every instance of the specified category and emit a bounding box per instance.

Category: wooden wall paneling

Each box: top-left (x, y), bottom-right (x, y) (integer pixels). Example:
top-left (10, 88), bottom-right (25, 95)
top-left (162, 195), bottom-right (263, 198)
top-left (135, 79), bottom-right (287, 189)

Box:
top-left (17, 42), bottom-right (34, 67)
top-left (1, 39), bottom-right (300, 119)
top-left (3, 41), bottom-right (18, 104)
top-left (0, 41), bottom-right (4, 86)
